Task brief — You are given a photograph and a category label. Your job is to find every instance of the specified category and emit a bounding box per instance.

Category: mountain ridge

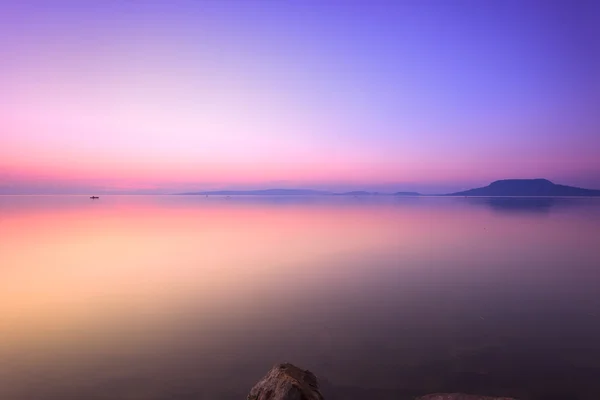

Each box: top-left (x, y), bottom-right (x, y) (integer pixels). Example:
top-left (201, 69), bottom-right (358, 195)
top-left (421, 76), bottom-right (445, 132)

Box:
top-left (449, 179), bottom-right (600, 197)
top-left (177, 189), bottom-right (423, 196)
top-left (178, 189), bottom-right (331, 196)
top-left (176, 179), bottom-right (600, 197)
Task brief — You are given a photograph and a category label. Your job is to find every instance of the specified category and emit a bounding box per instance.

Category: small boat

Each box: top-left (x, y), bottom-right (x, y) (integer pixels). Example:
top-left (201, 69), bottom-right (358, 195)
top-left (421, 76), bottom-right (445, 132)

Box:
top-left (90, 196), bottom-right (99, 199)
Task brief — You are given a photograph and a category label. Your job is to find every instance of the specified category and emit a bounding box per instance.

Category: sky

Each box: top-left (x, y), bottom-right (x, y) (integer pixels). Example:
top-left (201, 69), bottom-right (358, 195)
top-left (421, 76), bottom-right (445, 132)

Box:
top-left (1, 0), bottom-right (599, 194)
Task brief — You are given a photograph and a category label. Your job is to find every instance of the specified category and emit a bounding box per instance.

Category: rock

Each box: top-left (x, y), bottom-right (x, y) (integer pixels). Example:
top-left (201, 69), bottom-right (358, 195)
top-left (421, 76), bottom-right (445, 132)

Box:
top-left (247, 363), bottom-right (324, 400)
top-left (417, 394), bottom-right (517, 400)
top-left (247, 363), bottom-right (518, 400)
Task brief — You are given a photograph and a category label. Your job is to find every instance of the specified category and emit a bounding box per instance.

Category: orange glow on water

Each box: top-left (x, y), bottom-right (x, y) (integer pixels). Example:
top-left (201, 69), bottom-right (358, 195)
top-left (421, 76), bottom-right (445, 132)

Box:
top-left (3, 196), bottom-right (598, 350)
top-left (1, 196), bottom-right (600, 399)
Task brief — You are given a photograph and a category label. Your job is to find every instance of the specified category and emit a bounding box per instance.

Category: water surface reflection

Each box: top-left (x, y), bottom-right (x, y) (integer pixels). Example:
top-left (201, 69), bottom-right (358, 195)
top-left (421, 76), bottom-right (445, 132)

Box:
top-left (1, 196), bottom-right (599, 400)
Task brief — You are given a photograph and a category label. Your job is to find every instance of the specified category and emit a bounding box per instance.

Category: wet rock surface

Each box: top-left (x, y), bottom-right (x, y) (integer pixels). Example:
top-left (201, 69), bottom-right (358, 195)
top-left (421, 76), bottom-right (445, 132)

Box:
top-left (248, 363), bottom-right (517, 400)
top-left (247, 363), bottom-right (324, 400)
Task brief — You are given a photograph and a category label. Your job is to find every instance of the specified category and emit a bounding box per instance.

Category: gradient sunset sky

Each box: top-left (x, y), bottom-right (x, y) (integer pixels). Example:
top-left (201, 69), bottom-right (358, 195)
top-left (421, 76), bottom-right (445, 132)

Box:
top-left (1, 0), bottom-right (599, 194)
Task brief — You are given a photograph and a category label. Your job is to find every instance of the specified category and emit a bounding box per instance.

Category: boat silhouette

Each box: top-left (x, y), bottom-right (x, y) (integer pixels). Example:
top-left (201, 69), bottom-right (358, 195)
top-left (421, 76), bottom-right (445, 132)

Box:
top-left (90, 196), bottom-right (99, 199)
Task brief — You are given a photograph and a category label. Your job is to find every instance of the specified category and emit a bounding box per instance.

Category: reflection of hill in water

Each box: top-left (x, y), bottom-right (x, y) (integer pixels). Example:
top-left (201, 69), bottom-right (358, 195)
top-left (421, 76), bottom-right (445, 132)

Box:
top-left (467, 197), bottom-right (577, 214)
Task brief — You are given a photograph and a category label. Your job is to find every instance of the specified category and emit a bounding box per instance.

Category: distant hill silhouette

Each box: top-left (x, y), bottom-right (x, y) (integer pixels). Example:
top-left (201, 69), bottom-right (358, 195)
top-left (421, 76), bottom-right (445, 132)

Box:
top-left (449, 179), bottom-right (600, 197)
top-left (176, 180), bottom-right (599, 197)
top-left (394, 191), bottom-right (421, 196)
top-left (335, 191), bottom-right (380, 196)
top-left (178, 189), bottom-right (422, 196)
top-left (178, 189), bottom-right (331, 195)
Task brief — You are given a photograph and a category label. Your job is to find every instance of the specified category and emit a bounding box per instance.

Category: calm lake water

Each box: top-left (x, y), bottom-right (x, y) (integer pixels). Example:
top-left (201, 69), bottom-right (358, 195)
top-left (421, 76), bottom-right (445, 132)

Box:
top-left (1, 195), bottom-right (600, 400)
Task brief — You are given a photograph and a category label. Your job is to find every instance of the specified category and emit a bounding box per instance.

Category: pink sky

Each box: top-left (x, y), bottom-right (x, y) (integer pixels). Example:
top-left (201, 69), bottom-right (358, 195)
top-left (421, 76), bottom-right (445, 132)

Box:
top-left (1, 1), bottom-right (599, 193)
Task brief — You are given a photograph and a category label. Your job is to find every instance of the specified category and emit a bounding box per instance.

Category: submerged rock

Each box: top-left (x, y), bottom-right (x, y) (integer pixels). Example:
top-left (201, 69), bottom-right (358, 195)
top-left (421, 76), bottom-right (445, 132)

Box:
top-left (247, 363), bottom-right (324, 400)
top-left (417, 394), bottom-right (516, 400)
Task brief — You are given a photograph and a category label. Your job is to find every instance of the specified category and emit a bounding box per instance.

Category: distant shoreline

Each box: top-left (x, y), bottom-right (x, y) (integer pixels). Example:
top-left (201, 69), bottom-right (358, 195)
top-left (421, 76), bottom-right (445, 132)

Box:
top-left (176, 179), bottom-right (600, 197)
top-left (3, 179), bottom-right (600, 197)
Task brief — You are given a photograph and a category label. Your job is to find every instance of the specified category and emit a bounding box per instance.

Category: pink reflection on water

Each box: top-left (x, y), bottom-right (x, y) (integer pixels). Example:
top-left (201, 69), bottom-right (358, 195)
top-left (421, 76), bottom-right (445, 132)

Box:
top-left (1, 196), bottom-right (600, 398)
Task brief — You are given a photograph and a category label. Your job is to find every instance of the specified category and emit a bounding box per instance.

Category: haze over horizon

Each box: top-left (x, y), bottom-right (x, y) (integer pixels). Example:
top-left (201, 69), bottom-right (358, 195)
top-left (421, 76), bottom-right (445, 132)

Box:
top-left (2, 0), bottom-right (599, 195)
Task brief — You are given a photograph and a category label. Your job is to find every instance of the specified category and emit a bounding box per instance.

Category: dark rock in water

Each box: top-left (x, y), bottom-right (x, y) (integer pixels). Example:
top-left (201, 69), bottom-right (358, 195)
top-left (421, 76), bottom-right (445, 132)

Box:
top-left (416, 394), bottom-right (516, 400)
top-left (247, 363), bottom-right (324, 400)
top-left (248, 363), bottom-right (517, 400)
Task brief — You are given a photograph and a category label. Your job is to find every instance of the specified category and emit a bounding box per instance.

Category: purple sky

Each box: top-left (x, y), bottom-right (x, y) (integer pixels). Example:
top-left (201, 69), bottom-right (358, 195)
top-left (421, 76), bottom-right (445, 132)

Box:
top-left (1, 0), bottom-right (599, 194)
